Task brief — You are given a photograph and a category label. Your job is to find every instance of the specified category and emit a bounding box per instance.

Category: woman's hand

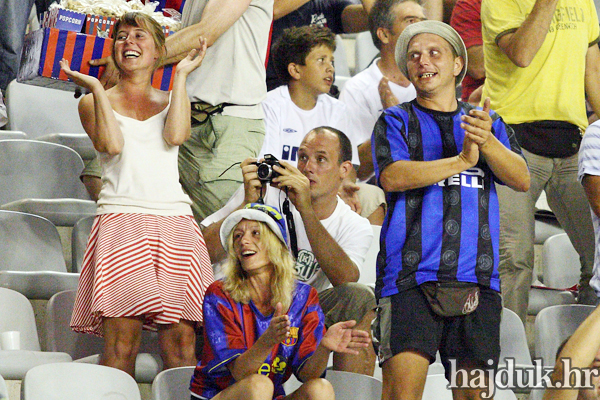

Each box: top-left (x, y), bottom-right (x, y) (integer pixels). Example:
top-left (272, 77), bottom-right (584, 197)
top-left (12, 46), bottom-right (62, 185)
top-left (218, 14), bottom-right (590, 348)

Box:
top-left (175, 37), bottom-right (207, 77)
top-left (60, 58), bottom-right (103, 93)
top-left (258, 302), bottom-right (290, 348)
top-left (320, 320), bottom-right (371, 355)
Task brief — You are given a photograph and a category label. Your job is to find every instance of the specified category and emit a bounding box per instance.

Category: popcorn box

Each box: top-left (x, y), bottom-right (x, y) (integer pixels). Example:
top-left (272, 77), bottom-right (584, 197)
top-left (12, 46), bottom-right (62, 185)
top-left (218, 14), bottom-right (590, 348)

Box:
top-left (18, 27), bottom-right (112, 91)
top-left (41, 8), bottom-right (86, 32)
top-left (18, 27), bottom-right (177, 91)
top-left (84, 14), bottom-right (117, 38)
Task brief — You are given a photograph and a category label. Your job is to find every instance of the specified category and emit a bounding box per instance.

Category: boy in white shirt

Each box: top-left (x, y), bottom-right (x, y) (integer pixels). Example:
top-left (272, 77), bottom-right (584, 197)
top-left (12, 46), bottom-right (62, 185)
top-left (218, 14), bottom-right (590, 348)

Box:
top-left (265, 25), bottom-right (386, 224)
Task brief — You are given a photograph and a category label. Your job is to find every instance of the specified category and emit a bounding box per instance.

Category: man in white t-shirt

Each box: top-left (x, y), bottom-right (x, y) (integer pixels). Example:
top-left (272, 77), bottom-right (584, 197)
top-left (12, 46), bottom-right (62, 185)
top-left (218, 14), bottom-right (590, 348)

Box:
top-left (339, 0), bottom-right (425, 180)
top-left (265, 25), bottom-right (386, 224)
top-left (578, 120), bottom-right (600, 301)
top-left (202, 127), bottom-right (377, 376)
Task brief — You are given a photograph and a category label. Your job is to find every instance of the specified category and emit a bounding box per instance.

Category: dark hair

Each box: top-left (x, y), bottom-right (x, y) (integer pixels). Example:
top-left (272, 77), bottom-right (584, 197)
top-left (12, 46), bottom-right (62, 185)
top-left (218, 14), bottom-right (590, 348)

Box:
top-left (310, 126), bottom-right (353, 164)
top-left (112, 12), bottom-right (166, 73)
top-left (369, 0), bottom-right (421, 50)
top-left (271, 25), bottom-right (336, 83)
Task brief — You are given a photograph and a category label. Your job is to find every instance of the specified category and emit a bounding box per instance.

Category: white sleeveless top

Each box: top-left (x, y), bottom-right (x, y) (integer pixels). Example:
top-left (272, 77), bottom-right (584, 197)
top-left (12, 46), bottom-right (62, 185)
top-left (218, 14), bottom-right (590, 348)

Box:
top-left (96, 98), bottom-right (193, 216)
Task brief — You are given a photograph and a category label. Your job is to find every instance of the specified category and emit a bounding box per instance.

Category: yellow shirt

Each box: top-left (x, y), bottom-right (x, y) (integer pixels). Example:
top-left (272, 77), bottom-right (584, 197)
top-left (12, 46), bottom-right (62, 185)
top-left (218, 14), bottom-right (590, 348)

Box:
top-left (481, 0), bottom-right (599, 130)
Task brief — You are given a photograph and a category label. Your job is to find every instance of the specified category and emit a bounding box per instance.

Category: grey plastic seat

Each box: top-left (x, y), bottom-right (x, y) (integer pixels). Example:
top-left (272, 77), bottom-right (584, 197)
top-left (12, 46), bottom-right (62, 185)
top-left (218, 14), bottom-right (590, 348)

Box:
top-left (0, 139), bottom-right (96, 226)
top-left (534, 304), bottom-right (595, 367)
top-left (0, 288), bottom-right (72, 380)
top-left (354, 31), bottom-right (379, 73)
top-left (151, 366), bottom-right (194, 400)
top-left (46, 290), bottom-right (163, 383)
top-left (500, 308), bottom-right (533, 368)
top-left (0, 130), bottom-right (26, 139)
top-left (542, 233), bottom-right (580, 289)
top-left (325, 370), bottom-right (382, 400)
top-left (0, 373), bottom-right (8, 400)
top-left (0, 210), bottom-right (79, 299)
top-left (71, 215), bottom-right (95, 272)
top-left (36, 133), bottom-right (95, 161)
top-left (6, 79), bottom-right (84, 138)
top-left (22, 363), bottom-right (141, 400)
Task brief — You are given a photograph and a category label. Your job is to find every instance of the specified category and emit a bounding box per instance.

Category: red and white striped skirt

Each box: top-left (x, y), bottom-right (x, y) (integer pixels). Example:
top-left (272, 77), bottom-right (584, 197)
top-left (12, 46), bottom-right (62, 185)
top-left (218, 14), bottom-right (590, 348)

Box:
top-left (71, 213), bottom-right (214, 336)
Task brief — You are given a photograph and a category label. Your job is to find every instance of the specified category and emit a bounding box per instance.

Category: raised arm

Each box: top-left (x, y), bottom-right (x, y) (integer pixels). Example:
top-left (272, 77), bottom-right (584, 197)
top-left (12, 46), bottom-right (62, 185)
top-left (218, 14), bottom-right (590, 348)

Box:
top-left (273, 0), bottom-right (311, 19)
top-left (272, 161), bottom-right (360, 286)
top-left (163, 38), bottom-right (207, 146)
top-left (59, 59), bottom-right (123, 155)
top-left (164, 0), bottom-right (252, 65)
top-left (495, 0), bottom-right (559, 68)
top-left (341, 0), bottom-right (373, 33)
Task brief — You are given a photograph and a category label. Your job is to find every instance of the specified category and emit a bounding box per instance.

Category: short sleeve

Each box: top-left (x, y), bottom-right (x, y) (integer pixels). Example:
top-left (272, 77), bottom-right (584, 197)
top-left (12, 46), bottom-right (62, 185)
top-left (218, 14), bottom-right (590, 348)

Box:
top-left (202, 282), bottom-right (247, 375)
top-left (579, 122), bottom-right (600, 181)
top-left (323, 0), bottom-right (353, 34)
top-left (259, 96), bottom-right (282, 160)
top-left (481, 0), bottom-right (525, 44)
top-left (371, 108), bottom-right (411, 182)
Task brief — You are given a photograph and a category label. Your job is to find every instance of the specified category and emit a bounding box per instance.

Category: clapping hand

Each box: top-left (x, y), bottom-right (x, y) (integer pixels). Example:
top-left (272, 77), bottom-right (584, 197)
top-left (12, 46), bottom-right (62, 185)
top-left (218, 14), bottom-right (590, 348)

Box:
top-left (320, 320), bottom-right (371, 355)
top-left (260, 302), bottom-right (290, 348)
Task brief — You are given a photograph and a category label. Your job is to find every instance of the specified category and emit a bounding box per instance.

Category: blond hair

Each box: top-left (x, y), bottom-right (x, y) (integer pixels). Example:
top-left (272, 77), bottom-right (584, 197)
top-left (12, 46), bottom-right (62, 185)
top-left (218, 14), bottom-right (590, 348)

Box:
top-left (223, 221), bottom-right (296, 311)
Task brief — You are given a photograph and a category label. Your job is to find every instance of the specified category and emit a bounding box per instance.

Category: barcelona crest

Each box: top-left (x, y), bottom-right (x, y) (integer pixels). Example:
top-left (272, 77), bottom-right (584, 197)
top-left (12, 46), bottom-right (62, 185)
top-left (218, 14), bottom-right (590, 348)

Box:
top-left (282, 326), bottom-right (299, 346)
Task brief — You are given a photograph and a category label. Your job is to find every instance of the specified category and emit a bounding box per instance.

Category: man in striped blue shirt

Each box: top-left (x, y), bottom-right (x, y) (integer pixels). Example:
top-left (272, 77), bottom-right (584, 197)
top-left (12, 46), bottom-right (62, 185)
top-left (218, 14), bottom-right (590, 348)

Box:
top-left (371, 20), bottom-right (530, 400)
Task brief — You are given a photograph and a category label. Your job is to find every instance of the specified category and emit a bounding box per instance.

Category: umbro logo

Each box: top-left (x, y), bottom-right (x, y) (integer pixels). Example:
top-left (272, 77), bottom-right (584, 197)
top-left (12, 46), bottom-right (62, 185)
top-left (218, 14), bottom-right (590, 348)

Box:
top-left (283, 128), bottom-right (297, 133)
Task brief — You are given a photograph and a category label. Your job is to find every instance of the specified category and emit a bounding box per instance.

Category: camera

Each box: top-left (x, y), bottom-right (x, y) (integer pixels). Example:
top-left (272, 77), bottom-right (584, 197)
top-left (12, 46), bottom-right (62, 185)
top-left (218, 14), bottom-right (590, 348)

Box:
top-left (255, 154), bottom-right (282, 182)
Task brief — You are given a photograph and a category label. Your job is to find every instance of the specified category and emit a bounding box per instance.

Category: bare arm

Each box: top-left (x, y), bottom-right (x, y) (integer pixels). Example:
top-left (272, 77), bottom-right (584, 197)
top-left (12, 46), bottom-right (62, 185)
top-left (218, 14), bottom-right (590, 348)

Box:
top-left (272, 162), bottom-right (360, 286)
top-left (163, 39), bottom-right (207, 146)
top-left (543, 306), bottom-right (600, 400)
top-left (202, 158), bottom-right (264, 263)
top-left (460, 98), bottom-right (530, 192)
top-left (585, 44), bottom-right (600, 117)
top-left (582, 174), bottom-right (600, 218)
top-left (495, 0), bottom-right (559, 68)
top-left (164, 0), bottom-right (252, 65)
top-left (357, 140), bottom-right (374, 180)
top-left (60, 59), bottom-right (123, 155)
top-left (466, 45), bottom-right (485, 80)
top-left (273, 0), bottom-right (311, 19)
top-left (341, 0), bottom-right (373, 33)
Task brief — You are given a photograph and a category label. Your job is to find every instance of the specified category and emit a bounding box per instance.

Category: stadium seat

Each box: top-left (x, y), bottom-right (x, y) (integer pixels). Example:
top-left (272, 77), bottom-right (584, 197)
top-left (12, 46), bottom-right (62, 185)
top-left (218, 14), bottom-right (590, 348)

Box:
top-left (0, 210), bottom-right (79, 299)
top-left (354, 31), bottom-right (379, 73)
top-left (36, 133), bottom-right (95, 161)
top-left (5, 79), bottom-right (84, 139)
top-left (22, 363), bottom-right (141, 400)
top-left (0, 139), bottom-right (95, 226)
top-left (152, 366), bottom-right (194, 400)
top-left (0, 288), bottom-right (72, 380)
top-left (71, 215), bottom-right (95, 272)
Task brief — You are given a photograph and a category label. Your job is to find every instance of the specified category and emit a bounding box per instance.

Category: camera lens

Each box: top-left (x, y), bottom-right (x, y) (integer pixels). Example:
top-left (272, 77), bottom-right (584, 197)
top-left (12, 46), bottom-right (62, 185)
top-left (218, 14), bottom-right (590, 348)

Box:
top-left (257, 163), bottom-right (273, 181)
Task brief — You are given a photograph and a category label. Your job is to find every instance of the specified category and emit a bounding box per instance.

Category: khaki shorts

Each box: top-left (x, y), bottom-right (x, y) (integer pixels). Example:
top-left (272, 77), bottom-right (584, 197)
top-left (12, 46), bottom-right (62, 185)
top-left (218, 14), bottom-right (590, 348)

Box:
top-left (318, 282), bottom-right (376, 328)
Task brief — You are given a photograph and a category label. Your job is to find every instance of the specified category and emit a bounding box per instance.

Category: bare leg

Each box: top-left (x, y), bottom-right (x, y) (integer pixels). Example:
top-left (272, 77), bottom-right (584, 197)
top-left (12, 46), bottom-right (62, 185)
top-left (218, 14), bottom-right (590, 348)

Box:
top-left (286, 378), bottom-right (335, 400)
top-left (101, 316), bottom-right (144, 377)
top-left (158, 319), bottom-right (197, 369)
top-left (382, 350), bottom-right (430, 400)
top-left (332, 309), bottom-right (376, 375)
top-left (451, 364), bottom-right (494, 400)
top-left (212, 374), bottom-right (274, 400)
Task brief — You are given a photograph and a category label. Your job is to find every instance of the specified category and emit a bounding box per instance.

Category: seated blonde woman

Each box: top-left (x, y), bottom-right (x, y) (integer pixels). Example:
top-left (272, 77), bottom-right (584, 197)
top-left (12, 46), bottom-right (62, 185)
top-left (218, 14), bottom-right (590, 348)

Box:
top-left (190, 203), bottom-right (370, 400)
